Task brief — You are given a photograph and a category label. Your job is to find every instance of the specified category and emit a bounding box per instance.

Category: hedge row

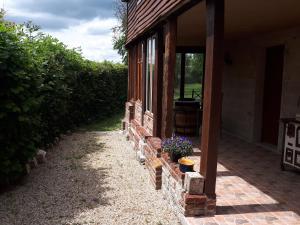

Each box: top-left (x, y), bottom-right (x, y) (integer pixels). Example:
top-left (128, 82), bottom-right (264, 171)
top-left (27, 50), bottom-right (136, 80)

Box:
top-left (0, 19), bottom-right (127, 184)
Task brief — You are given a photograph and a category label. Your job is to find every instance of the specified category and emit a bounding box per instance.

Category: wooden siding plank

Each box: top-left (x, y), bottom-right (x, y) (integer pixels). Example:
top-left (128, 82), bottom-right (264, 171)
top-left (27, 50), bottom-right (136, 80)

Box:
top-left (126, 0), bottom-right (184, 44)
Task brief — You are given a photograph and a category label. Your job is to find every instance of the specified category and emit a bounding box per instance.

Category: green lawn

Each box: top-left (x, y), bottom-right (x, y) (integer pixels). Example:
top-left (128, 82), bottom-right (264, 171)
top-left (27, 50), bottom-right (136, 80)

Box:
top-left (83, 111), bottom-right (124, 131)
top-left (174, 83), bottom-right (202, 100)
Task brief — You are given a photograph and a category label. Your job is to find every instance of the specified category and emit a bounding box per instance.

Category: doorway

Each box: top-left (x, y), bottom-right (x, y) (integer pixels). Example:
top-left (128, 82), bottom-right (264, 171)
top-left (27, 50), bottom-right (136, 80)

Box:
top-left (261, 45), bottom-right (285, 146)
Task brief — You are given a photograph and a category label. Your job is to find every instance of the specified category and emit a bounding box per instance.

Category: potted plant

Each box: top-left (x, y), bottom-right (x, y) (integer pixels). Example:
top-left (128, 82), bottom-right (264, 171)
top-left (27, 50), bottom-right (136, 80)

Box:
top-left (162, 135), bottom-right (193, 163)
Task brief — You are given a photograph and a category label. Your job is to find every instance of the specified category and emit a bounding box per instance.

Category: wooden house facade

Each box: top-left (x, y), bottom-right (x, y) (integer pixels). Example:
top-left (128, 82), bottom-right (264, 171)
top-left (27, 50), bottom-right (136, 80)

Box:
top-left (122, 0), bottom-right (300, 217)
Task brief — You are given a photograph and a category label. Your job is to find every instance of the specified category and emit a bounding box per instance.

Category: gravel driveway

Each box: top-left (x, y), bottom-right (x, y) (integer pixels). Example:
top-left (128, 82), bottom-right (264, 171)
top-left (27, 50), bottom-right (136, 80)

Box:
top-left (0, 131), bottom-right (180, 225)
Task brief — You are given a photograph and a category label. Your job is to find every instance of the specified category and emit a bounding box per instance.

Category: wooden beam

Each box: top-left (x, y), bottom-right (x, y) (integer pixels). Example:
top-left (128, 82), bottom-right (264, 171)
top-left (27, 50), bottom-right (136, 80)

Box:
top-left (176, 46), bottom-right (205, 54)
top-left (180, 53), bottom-right (186, 100)
top-left (133, 44), bottom-right (138, 100)
top-left (152, 29), bottom-right (164, 137)
top-left (127, 48), bottom-right (131, 101)
top-left (200, 0), bottom-right (224, 198)
top-left (161, 18), bottom-right (177, 139)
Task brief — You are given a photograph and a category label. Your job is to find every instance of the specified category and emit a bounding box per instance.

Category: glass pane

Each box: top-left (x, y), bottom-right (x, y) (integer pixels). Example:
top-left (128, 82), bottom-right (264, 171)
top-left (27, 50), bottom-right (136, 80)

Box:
top-left (184, 53), bottom-right (204, 100)
top-left (174, 53), bottom-right (181, 100)
top-left (150, 37), bottom-right (155, 112)
top-left (146, 38), bottom-right (151, 111)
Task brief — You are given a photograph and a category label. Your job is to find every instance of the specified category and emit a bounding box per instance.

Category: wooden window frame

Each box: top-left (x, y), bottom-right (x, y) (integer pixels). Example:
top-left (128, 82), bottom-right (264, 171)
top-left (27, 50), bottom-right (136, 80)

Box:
top-left (136, 42), bottom-right (143, 101)
top-left (145, 35), bottom-right (156, 113)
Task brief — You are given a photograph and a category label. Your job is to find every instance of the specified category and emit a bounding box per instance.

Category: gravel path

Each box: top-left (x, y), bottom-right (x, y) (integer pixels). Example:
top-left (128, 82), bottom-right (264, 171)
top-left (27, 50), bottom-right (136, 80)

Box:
top-left (0, 131), bottom-right (180, 225)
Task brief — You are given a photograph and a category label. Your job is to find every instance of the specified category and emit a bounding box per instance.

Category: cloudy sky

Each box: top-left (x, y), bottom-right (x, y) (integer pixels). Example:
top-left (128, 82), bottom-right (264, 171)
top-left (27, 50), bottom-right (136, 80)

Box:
top-left (3, 0), bottom-right (122, 62)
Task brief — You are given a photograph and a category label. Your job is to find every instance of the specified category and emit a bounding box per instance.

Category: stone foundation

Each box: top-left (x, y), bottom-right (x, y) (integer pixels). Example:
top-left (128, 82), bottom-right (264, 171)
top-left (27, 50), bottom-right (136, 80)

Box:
top-left (122, 102), bottom-right (135, 131)
top-left (122, 101), bottom-right (216, 217)
top-left (145, 137), bottom-right (162, 189)
top-left (161, 153), bottom-right (216, 217)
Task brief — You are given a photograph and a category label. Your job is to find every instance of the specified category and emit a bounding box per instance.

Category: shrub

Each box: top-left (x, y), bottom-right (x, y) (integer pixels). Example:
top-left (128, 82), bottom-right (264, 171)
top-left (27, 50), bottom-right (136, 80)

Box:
top-left (0, 18), bottom-right (127, 184)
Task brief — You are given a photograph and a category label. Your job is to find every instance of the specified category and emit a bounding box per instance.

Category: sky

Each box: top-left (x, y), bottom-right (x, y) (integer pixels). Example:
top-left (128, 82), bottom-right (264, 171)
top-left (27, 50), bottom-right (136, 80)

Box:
top-left (3, 0), bottom-right (122, 62)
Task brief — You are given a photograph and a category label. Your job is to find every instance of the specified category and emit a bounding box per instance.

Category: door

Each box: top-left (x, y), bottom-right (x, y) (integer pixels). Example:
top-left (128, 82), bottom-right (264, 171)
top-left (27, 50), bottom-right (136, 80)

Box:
top-left (261, 45), bottom-right (284, 145)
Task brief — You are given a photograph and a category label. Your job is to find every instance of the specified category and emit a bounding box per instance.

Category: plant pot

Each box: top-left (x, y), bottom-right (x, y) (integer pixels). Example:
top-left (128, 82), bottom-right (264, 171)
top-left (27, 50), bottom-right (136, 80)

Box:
top-left (170, 152), bottom-right (182, 163)
top-left (178, 157), bottom-right (195, 173)
top-left (179, 164), bottom-right (194, 173)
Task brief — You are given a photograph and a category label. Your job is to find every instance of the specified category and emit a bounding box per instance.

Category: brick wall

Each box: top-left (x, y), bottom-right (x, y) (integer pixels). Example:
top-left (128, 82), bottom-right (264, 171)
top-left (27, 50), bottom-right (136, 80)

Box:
top-left (134, 100), bottom-right (143, 125)
top-left (143, 112), bottom-right (153, 135)
top-left (123, 102), bottom-right (135, 132)
top-left (144, 137), bottom-right (162, 189)
top-left (161, 153), bottom-right (216, 217)
top-left (124, 101), bottom-right (216, 217)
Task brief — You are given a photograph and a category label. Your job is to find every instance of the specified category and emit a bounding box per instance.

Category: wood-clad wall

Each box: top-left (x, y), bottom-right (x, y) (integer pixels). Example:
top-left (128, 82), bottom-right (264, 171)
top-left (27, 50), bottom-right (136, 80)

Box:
top-left (127, 0), bottom-right (184, 44)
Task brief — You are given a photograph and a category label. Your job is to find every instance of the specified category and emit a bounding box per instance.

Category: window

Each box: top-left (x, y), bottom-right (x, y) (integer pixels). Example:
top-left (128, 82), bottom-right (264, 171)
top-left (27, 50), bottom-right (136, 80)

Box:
top-left (184, 53), bottom-right (204, 100)
top-left (146, 36), bottom-right (156, 112)
top-left (174, 53), bottom-right (204, 101)
top-left (136, 43), bottom-right (143, 100)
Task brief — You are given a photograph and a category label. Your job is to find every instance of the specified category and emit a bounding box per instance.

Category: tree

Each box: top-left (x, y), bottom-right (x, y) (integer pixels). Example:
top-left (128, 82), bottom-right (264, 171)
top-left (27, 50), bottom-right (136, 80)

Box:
top-left (113, 0), bottom-right (128, 65)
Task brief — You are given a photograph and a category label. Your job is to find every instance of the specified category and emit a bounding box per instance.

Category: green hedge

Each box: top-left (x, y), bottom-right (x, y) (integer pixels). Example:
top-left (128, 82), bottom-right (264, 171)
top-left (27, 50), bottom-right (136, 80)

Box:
top-left (0, 19), bottom-right (127, 184)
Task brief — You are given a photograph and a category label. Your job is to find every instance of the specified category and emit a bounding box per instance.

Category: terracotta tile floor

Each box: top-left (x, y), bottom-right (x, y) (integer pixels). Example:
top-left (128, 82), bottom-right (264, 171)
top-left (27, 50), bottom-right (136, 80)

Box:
top-left (187, 135), bottom-right (300, 225)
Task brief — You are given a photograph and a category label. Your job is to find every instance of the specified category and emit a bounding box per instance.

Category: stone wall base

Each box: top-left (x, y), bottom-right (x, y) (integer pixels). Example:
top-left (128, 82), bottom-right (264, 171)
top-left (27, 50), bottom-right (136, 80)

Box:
top-left (161, 154), bottom-right (216, 217)
top-left (122, 101), bottom-right (216, 217)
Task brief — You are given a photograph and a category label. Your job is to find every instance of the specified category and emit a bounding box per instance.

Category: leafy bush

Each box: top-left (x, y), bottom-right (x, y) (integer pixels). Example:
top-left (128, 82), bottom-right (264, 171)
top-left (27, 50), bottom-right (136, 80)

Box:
top-left (0, 17), bottom-right (127, 184)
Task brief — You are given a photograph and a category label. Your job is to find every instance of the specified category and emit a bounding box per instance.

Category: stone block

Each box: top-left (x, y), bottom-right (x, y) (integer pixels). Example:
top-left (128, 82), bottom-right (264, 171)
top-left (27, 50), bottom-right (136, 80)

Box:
top-left (36, 149), bottom-right (47, 164)
top-left (137, 150), bottom-right (146, 163)
top-left (184, 172), bottom-right (204, 195)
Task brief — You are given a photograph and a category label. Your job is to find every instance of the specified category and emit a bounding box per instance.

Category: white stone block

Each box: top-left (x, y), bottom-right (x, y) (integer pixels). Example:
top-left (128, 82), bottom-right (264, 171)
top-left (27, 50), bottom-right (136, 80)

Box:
top-left (137, 150), bottom-right (146, 163)
top-left (36, 149), bottom-right (47, 164)
top-left (138, 139), bottom-right (147, 155)
top-left (184, 172), bottom-right (204, 195)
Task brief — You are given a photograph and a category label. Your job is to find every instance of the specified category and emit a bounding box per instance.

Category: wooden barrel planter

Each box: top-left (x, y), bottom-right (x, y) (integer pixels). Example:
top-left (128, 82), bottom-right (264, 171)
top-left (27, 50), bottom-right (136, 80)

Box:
top-left (174, 101), bottom-right (201, 136)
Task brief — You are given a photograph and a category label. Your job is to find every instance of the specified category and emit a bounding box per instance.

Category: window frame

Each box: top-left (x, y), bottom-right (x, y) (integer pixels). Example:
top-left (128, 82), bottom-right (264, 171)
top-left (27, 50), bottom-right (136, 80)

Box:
top-left (145, 35), bottom-right (156, 113)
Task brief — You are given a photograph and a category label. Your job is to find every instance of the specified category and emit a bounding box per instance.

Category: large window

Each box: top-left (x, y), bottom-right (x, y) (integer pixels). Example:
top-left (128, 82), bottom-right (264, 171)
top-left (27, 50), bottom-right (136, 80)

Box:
top-left (146, 36), bottom-right (156, 112)
top-left (174, 53), bottom-right (204, 101)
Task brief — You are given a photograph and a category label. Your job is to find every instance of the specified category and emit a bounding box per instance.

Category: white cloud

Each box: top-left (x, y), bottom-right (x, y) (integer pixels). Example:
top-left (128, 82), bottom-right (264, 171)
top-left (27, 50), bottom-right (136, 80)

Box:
top-left (47, 18), bottom-right (121, 62)
top-left (3, 0), bottom-right (122, 62)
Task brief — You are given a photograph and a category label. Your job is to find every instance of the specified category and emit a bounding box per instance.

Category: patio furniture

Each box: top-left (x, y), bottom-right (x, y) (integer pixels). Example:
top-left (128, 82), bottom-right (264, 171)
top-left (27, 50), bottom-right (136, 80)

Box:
top-left (280, 118), bottom-right (300, 171)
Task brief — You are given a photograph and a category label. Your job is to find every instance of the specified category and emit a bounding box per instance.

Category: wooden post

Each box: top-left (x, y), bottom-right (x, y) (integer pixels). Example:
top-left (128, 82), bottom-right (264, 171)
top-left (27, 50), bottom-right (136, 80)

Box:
top-left (152, 30), bottom-right (164, 137)
top-left (127, 48), bottom-right (131, 101)
top-left (180, 53), bottom-right (186, 100)
top-left (200, 0), bottom-right (224, 198)
top-left (161, 18), bottom-right (177, 139)
top-left (133, 44), bottom-right (137, 100)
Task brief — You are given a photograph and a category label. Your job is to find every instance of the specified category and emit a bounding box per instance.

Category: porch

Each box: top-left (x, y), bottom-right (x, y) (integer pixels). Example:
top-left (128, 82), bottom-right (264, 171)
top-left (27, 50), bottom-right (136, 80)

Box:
top-left (124, 0), bottom-right (300, 220)
top-left (187, 134), bottom-right (300, 224)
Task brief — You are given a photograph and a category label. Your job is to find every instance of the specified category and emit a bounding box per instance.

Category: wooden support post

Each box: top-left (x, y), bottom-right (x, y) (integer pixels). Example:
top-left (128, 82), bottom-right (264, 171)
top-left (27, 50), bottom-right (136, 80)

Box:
top-left (132, 44), bottom-right (137, 101)
top-left (180, 53), bottom-right (186, 100)
top-left (161, 18), bottom-right (177, 139)
top-left (152, 30), bottom-right (164, 137)
top-left (200, 0), bottom-right (224, 198)
top-left (127, 48), bottom-right (131, 101)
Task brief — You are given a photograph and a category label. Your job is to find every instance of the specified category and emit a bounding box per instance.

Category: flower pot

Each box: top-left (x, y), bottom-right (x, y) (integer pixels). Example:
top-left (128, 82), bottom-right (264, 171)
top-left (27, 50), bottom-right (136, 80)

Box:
top-left (178, 157), bottom-right (195, 173)
top-left (170, 152), bottom-right (182, 163)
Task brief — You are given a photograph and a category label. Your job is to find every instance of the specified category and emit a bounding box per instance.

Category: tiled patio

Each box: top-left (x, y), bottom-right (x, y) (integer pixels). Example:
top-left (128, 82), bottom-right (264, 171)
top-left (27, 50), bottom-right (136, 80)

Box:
top-left (187, 135), bottom-right (300, 225)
